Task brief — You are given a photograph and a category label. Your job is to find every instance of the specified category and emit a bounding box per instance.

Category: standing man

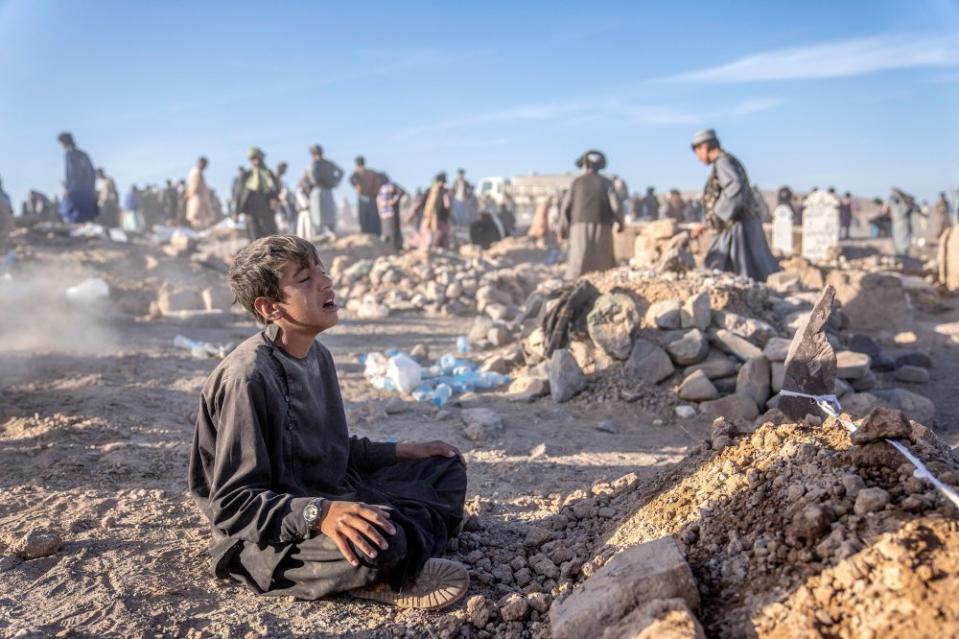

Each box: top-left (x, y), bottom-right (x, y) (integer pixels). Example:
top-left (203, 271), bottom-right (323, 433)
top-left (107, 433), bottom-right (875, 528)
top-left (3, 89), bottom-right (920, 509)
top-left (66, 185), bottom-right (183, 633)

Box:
top-left (160, 180), bottom-right (179, 225)
top-left (309, 145), bottom-right (343, 235)
top-left (186, 157), bottom-right (214, 229)
top-left (691, 129), bottom-right (778, 282)
top-left (238, 147), bottom-right (280, 240)
top-left (377, 176), bottom-right (407, 251)
top-left (884, 188), bottom-right (917, 257)
top-left (450, 169), bottom-right (475, 226)
top-left (276, 162), bottom-right (295, 233)
top-left (350, 156), bottom-right (385, 236)
top-left (95, 168), bottom-right (120, 228)
top-left (839, 192), bottom-right (854, 240)
top-left (641, 187), bottom-right (659, 220)
top-left (559, 150), bottom-right (624, 279)
top-left (57, 132), bottom-right (99, 223)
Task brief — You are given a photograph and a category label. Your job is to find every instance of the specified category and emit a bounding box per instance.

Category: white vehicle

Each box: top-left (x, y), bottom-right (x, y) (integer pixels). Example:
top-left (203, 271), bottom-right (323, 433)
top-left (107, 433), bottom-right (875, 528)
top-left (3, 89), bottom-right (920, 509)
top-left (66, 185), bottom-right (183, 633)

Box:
top-left (477, 173), bottom-right (575, 223)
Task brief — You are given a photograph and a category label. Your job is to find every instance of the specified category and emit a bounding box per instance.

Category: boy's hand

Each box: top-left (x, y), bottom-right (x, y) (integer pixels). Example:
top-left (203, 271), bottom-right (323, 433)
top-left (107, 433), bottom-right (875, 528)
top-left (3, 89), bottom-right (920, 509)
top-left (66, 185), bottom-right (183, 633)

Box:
top-left (396, 441), bottom-right (466, 466)
top-left (319, 501), bottom-right (395, 567)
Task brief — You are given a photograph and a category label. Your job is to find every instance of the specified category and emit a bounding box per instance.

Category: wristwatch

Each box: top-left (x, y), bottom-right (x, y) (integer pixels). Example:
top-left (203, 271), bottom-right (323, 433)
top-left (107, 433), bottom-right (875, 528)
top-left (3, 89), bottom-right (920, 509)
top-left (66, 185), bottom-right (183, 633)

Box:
top-left (303, 498), bottom-right (324, 531)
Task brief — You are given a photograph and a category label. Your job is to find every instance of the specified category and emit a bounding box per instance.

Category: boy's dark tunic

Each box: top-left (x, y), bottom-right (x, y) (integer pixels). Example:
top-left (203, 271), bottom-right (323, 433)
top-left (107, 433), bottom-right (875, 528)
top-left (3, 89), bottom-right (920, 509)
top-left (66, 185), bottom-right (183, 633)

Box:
top-left (188, 325), bottom-right (466, 599)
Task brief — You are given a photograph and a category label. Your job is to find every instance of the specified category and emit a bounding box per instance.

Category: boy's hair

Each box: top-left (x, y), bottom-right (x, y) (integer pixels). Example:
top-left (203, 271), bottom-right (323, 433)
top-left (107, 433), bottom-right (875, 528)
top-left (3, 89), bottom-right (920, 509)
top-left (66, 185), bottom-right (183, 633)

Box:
top-left (229, 235), bottom-right (320, 323)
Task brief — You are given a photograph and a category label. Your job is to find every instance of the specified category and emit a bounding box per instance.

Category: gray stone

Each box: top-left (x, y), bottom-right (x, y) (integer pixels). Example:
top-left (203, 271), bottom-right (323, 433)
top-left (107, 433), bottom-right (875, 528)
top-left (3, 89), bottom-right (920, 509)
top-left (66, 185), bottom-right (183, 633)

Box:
top-left (677, 370), bottom-right (719, 402)
top-left (508, 376), bottom-right (549, 402)
top-left (847, 333), bottom-right (882, 360)
top-left (709, 329), bottom-right (762, 362)
top-left (626, 339), bottom-right (675, 384)
top-left (480, 355), bottom-right (509, 374)
top-left (499, 593), bottom-right (529, 622)
top-left (836, 351), bottom-right (871, 380)
top-left (736, 357), bottom-right (771, 409)
top-left (550, 537), bottom-right (699, 639)
top-left (13, 529), bottom-right (62, 560)
top-left (680, 291), bottom-right (711, 330)
top-left (664, 329), bottom-right (709, 366)
top-left (771, 361), bottom-right (785, 393)
top-left (854, 487), bottom-right (890, 515)
top-left (601, 598), bottom-right (706, 639)
top-left (648, 299), bottom-right (683, 330)
top-left (851, 370), bottom-right (877, 391)
top-left (895, 351), bottom-right (933, 369)
top-left (895, 365), bottom-right (930, 384)
top-left (780, 286), bottom-right (837, 421)
top-left (713, 375), bottom-right (737, 395)
top-left (713, 311), bottom-right (777, 347)
top-left (548, 349), bottom-right (587, 403)
top-left (468, 316), bottom-right (494, 346)
top-left (699, 394), bottom-right (759, 421)
top-left (872, 388), bottom-right (936, 427)
top-left (762, 337), bottom-right (792, 362)
top-left (766, 271), bottom-right (801, 293)
top-left (834, 377), bottom-right (853, 398)
top-left (587, 294), bottom-right (640, 360)
top-left (485, 302), bottom-right (511, 321)
top-left (461, 408), bottom-right (504, 440)
top-left (674, 405), bottom-right (697, 419)
top-left (486, 326), bottom-right (512, 347)
top-left (683, 352), bottom-right (738, 380)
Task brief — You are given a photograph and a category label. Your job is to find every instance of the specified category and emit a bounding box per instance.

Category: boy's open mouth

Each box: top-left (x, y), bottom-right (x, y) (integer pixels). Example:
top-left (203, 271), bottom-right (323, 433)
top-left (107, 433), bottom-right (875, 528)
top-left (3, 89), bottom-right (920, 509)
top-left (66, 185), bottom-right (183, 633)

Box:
top-left (323, 295), bottom-right (337, 310)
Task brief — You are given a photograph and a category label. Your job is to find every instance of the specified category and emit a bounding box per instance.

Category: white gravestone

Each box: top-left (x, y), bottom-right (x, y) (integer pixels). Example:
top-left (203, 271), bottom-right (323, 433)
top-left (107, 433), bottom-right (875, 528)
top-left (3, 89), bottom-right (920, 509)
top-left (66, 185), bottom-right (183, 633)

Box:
top-left (772, 204), bottom-right (794, 256)
top-left (801, 191), bottom-right (840, 261)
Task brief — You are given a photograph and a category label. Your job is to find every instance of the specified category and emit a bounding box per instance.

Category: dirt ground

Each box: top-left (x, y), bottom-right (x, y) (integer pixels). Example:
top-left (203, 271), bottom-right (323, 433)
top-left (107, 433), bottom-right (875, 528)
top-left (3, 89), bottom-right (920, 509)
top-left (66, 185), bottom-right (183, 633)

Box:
top-left (2, 231), bottom-right (958, 638)
top-left (0, 234), bottom-right (710, 638)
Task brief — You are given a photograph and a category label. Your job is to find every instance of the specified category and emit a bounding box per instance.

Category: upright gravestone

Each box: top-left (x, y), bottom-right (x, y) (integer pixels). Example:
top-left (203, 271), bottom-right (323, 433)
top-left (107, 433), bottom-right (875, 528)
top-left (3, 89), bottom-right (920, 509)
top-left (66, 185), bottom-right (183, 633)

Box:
top-left (772, 204), bottom-right (794, 256)
top-left (801, 191), bottom-right (840, 262)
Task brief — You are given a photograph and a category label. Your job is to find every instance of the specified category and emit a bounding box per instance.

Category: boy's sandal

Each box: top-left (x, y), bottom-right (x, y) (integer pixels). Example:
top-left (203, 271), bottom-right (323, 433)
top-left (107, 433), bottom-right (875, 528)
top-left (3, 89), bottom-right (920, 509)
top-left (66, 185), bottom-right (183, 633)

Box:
top-left (351, 558), bottom-right (469, 611)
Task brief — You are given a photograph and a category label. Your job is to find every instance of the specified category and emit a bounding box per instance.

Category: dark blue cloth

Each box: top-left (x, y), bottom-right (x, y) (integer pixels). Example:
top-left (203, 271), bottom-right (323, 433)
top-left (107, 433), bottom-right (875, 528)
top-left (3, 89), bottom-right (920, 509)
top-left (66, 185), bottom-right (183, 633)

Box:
top-left (60, 189), bottom-right (99, 223)
top-left (61, 149), bottom-right (99, 223)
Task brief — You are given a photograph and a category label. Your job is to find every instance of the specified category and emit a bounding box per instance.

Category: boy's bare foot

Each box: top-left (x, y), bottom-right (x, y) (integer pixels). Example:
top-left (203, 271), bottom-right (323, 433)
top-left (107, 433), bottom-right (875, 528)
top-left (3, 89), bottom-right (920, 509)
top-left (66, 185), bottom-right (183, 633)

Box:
top-left (351, 558), bottom-right (469, 611)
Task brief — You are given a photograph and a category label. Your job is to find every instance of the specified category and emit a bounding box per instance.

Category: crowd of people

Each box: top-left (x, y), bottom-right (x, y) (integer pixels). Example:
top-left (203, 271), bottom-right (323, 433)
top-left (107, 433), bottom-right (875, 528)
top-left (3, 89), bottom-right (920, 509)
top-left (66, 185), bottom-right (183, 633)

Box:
top-left (0, 130), bottom-right (956, 282)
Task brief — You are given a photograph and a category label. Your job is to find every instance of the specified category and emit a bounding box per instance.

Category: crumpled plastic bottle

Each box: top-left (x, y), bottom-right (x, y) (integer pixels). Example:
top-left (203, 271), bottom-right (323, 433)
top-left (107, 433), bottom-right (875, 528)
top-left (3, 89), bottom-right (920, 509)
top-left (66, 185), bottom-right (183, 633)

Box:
top-left (431, 383), bottom-right (453, 407)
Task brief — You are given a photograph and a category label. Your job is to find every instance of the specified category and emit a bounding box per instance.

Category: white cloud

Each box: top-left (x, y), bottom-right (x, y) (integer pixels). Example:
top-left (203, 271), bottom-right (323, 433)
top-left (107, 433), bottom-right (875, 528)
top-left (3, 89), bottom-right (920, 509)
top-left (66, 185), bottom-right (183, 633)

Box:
top-left (397, 96), bottom-right (782, 139)
top-left (668, 34), bottom-right (959, 83)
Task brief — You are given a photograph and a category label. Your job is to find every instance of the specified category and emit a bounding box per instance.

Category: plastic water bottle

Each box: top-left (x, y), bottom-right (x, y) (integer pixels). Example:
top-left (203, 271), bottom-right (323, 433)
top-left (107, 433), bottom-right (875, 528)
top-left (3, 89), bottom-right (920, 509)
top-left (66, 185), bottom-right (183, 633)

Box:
top-left (387, 354), bottom-right (422, 394)
top-left (431, 383), bottom-right (452, 407)
top-left (456, 336), bottom-right (469, 354)
top-left (372, 376), bottom-right (396, 391)
top-left (438, 353), bottom-right (458, 374)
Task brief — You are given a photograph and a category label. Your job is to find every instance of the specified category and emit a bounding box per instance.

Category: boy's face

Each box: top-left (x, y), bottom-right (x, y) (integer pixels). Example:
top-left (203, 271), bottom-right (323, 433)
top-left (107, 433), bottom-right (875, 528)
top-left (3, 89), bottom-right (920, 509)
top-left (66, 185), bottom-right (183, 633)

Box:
top-left (272, 258), bottom-right (338, 332)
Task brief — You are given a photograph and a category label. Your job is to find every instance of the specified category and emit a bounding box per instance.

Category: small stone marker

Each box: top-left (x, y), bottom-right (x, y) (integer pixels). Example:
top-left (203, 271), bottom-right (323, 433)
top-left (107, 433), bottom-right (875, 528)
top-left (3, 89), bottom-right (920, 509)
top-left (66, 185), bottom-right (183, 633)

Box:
top-left (801, 191), bottom-right (841, 262)
top-left (772, 203), bottom-right (794, 256)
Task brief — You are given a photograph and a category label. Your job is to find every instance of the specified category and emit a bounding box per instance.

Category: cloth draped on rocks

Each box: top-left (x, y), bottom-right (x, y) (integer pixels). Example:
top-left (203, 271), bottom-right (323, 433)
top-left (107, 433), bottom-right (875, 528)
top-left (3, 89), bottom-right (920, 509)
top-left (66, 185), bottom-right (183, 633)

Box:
top-left (541, 280), bottom-right (600, 358)
top-left (310, 158), bottom-right (343, 232)
top-left (560, 172), bottom-right (623, 279)
top-left (701, 152), bottom-right (779, 282)
top-left (238, 167), bottom-right (279, 239)
top-left (60, 148), bottom-right (99, 223)
top-left (188, 325), bottom-right (466, 598)
top-left (418, 182), bottom-right (451, 249)
top-left (186, 166), bottom-right (214, 229)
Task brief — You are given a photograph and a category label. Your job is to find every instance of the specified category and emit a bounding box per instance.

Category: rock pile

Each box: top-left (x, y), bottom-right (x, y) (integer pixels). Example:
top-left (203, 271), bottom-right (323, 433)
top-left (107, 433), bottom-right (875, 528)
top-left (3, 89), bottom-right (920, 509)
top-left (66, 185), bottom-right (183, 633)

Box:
top-left (331, 244), bottom-right (562, 321)
top-left (368, 405), bottom-right (958, 638)
top-left (473, 254), bottom-right (940, 427)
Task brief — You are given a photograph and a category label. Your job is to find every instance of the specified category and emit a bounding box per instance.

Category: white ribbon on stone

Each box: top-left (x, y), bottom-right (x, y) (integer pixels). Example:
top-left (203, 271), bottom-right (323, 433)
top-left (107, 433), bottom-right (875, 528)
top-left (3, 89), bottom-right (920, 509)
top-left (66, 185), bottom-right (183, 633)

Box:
top-left (778, 389), bottom-right (959, 510)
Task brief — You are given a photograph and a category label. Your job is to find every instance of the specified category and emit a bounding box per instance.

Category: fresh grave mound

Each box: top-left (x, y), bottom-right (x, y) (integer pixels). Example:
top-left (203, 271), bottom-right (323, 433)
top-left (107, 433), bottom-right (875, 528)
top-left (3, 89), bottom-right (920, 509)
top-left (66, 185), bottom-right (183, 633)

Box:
top-left (574, 411), bottom-right (959, 639)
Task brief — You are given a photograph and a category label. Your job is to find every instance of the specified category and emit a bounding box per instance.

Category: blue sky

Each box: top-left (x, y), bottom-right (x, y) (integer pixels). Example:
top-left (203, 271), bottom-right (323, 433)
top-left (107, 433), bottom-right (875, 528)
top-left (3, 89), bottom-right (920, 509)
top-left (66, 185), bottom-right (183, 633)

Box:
top-left (1, 0), bottom-right (958, 208)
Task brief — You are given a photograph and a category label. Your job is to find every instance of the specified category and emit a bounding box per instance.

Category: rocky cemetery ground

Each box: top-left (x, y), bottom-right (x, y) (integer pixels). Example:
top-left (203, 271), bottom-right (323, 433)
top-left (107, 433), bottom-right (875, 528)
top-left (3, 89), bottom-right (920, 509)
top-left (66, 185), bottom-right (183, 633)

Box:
top-left (2, 223), bottom-right (959, 638)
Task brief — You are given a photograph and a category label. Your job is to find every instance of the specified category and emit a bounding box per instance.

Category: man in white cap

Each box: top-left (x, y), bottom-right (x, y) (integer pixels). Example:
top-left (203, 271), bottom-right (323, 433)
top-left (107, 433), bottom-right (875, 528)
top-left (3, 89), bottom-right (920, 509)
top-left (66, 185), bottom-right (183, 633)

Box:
top-left (691, 129), bottom-right (778, 281)
top-left (559, 149), bottom-right (624, 279)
